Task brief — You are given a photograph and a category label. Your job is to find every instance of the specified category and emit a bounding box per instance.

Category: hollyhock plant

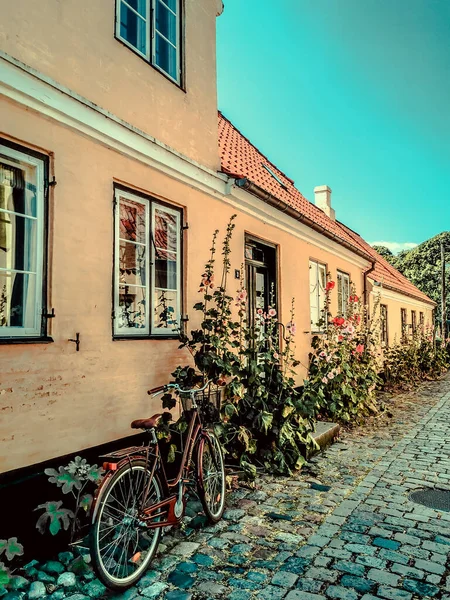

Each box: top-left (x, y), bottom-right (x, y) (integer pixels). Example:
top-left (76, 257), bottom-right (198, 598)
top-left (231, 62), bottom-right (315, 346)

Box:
top-left (332, 316), bottom-right (346, 327)
top-left (326, 280), bottom-right (335, 292)
top-left (303, 283), bottom-right (382, 423)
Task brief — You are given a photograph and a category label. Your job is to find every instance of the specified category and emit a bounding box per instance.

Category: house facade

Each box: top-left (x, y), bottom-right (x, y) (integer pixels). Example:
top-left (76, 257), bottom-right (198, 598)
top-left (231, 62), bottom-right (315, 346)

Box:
top-left (0, 1), bottom-right (434, 475)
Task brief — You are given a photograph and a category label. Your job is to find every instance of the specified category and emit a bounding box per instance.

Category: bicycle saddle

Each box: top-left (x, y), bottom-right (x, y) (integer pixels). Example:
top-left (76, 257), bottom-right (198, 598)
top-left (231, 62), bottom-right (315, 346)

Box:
top-left (130, 413), bottom-right (171, 430)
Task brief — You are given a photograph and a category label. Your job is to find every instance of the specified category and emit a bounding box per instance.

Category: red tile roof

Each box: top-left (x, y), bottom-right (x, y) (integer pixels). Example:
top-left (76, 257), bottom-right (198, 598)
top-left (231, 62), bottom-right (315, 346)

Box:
top-left (218, 112), bottom-right (435, 306)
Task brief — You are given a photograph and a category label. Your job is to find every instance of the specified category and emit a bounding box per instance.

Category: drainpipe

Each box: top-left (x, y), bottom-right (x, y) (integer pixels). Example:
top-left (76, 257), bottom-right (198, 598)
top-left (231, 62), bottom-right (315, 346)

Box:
top-left (363, 262), bottom-right (377, 320)
top-left (234, 178), bottom-right (373, 263)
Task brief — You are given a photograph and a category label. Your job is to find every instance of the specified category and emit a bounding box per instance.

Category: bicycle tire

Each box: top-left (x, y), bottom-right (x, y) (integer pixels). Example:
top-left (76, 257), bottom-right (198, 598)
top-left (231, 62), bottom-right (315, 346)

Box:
top-left (197, 431), bottom-right (226, 523)
top-left (90, 459), bottom-right (163, 590)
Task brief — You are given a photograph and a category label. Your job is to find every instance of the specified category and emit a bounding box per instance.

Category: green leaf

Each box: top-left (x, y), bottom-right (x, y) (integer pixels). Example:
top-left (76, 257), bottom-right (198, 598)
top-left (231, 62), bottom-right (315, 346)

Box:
top-left (45, 466), bottom-right (82, 494)
top-left (79, 494), bottom-right (93, 512)
top-left (167, 444), bottom-right (177, 463)
top-left (35, 501), bottom-right (74, 536)
top-left (0, 538), bottom-right (24, 562)
top-left (260, 411), bottom-right (273, 434)
top-left (0, 563), bottom-right (10, 587)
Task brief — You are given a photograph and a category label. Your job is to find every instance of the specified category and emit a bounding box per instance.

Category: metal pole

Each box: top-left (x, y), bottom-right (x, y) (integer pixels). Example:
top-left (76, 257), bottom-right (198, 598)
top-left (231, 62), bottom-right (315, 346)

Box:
top-left (441, 240), bottom-right (446, 339)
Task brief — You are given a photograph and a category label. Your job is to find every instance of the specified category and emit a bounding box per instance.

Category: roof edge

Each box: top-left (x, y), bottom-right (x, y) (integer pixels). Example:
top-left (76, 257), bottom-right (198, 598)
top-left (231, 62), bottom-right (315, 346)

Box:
top-left (234, 177), bottom-right (374, 264)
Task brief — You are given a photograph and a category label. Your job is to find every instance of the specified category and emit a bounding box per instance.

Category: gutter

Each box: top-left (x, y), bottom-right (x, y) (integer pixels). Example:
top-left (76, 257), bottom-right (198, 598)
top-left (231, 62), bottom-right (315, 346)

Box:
top-left (235, 178), bottom-right (373, 263)
top-left (369, 280), bottom-right (437, 308)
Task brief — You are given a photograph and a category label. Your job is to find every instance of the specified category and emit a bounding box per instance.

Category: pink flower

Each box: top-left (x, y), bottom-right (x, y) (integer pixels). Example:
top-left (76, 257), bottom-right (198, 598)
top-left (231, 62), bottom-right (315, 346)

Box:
top-left (273, 352), bottom-right (279, 359)
top-left (321, 377), bottom-right (328, 384)
top-left (287, 321), bottom-right (297, 335)
top-left (257, 308), bottom-right (263, 315)
top-left (268, 308), bottom-right (277, 317)
top-left (345, 324), bottom-right (355, 335)
top-left (356, 344), bottom-right (364, 354)
top-left (327, 372), bottom-right (335, 380)
top-left (319, 351), bottom-right (327, 358)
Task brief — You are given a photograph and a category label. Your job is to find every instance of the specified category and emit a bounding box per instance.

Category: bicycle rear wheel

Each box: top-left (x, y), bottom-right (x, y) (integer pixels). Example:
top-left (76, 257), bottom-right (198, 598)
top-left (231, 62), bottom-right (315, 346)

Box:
top-left (90, 459), bottom-right (162, 590)
top-left (197, 432), bottom-right (226, 523)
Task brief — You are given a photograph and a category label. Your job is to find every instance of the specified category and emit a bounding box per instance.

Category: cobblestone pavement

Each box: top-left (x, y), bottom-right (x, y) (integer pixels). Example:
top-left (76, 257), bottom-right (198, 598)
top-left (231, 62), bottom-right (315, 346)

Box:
top-left (10, 375), bottom-right (450, 600)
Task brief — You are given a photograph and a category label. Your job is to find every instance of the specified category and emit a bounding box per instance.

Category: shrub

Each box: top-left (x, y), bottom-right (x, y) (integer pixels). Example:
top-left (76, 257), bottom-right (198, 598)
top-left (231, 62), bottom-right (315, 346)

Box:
top-left (302, 285), bottom-right (381, 423)
top-left (164, 216), bottom-right (316, 478)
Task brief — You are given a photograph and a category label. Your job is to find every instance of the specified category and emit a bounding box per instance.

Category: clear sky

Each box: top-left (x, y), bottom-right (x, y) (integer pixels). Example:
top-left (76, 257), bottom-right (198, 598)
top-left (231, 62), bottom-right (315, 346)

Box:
top-left (216, 0), bottom-right (450, 253)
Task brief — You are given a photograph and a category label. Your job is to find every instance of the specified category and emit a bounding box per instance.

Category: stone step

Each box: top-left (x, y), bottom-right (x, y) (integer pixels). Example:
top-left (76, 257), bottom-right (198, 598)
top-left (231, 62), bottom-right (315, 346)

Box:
top-left (308, 421), bottom-right (340, 457)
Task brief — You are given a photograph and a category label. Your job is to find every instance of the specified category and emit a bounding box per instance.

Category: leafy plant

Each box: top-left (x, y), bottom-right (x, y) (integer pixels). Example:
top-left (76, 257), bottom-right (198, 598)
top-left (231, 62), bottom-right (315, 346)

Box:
top-left (303, 283), bottom-right (382, 423)
top-left (0, 537), bottom-right (24, 588)
top-left (36, 456), bottom-right (103, 540)
top-left (162, 216), bottom-right (316, 478)
top-left (35, 501), bottom-right (75, 536)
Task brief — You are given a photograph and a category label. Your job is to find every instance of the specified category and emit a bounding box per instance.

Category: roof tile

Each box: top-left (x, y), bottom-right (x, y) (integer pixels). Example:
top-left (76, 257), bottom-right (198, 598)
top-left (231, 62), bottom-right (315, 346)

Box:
top-left (218, 112), bottom-right (434, 306)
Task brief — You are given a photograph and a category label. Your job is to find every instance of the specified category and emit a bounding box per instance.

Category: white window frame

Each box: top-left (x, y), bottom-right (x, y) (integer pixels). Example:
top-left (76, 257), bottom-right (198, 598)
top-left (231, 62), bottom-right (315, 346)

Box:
top-left (337, 270), bottom-right (350, 317)
top-left (309, 260), bottom-right (327, 333)
top-left (151, 202), bottom-right (181, 335)
top-left (113, 188), bottom-right (182, 337)
top-left (0, 143), bottom-right (45, 338)
top-left (115, 0), bottom-right (181, 85)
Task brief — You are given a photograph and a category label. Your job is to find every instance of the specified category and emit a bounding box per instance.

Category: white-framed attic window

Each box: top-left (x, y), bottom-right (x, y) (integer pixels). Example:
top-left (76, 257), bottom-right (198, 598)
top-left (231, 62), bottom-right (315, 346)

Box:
top-left (116, 0), bottom-right (181, 84)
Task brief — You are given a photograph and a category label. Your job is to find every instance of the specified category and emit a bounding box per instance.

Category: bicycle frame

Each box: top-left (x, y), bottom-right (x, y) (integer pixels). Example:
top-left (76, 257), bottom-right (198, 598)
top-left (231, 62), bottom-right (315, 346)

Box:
top-left (91, 385), bottom-right (213, 529)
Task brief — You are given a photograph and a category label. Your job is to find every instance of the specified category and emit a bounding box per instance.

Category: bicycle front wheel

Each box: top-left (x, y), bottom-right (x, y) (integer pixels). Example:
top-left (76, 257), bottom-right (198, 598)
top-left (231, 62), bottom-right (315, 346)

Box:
top-left (197, 432), bottom-right (226, 523)
top-left (90, 459), bottom-right (162, 590)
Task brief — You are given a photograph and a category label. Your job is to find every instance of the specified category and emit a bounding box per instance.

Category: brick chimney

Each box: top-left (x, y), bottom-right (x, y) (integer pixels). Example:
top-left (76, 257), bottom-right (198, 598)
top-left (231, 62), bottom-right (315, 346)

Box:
top-left (314, 185), bottom-right (335, 221)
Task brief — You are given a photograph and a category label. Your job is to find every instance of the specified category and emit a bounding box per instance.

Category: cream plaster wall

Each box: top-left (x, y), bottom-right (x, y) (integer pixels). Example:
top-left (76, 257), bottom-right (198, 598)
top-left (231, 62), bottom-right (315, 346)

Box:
top-left (369, 285), bottom-right (434, 345)
top-left (0, 101), bottom-right (367, 473)
top-left (0, 0), bottom-right (221, 170)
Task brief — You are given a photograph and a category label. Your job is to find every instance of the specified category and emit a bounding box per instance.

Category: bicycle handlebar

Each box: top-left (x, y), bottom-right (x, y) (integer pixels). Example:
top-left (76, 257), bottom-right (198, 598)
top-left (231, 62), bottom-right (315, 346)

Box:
top-left (148, 380), bottom-right (212, 397)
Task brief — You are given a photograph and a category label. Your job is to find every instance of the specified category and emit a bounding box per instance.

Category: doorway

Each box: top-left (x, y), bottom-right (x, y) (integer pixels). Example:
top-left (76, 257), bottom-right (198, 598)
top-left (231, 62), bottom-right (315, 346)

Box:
top-left (245, 237), bottom-right (278, 327)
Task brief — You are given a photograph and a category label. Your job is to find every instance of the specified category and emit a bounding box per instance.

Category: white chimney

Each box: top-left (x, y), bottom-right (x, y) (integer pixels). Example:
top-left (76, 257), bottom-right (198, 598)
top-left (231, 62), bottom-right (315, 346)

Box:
top-left (314, 185), bottom-right (335, 221)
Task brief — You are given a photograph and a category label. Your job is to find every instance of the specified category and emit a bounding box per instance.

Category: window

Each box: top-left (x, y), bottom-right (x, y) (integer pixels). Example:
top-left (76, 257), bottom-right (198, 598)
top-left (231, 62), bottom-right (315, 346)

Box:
top-left (261, 164), bottom-right (287, 190)
top-left (310, 260), bottom-right (327, 332)
top-left (0, 142), bottom-right (46, 338)
top-left (401, 308), bottom-right (407, 339)
top-left (411, 310), bottom-right (417, 334)
top-left (337, 271), bottom-right (350, 317)
top-left (116, 0), bottom-right (181, 84)
top-left (380, 304), bottom-right (388, 346)
top-left (419, 312), bottom-right (424, 328)
top-left (114, 187), bottom-right (182, 337)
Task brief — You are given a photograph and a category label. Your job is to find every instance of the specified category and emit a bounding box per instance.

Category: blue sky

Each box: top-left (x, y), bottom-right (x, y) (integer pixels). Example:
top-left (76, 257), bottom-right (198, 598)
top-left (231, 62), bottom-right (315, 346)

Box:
top-left (216, 0), bottom-right (450, 253)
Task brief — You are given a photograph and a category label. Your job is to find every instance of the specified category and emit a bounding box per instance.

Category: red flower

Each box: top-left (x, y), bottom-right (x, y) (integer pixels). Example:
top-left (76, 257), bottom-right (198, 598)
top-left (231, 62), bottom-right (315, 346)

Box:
top-left (356, 344), bottom-right (364, 354)
top-left (349, 295), bottom-right (359, 303)
top-left (338, 335), bottom-right (344, 342)
top-left (332, 317), bottom-right (345, 327)
top-left (326, 281), bottom-right (335, 292)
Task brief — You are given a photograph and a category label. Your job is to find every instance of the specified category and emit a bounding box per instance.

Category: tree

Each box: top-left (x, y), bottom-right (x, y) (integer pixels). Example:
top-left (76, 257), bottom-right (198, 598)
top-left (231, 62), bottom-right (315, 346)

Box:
top-left (394, 232), bottom-right (450, 327)
top-left (371, 245), bottom-right (398, 267)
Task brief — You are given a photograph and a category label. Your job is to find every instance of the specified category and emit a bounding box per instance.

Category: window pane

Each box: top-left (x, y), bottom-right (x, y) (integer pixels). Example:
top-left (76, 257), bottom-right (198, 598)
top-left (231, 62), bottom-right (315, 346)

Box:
top-left (125, 0), bottom-right (146, 17)
top-left (119, 198), bottom-right (146, 243)
top-left (117, 285), bottom-right (147, 330)
top-left (154, 207), bottom-right (177, 252)
top-left (0, 161), bottom-right (37, 216)
top-left (155, 32), bottom-right (177, 80)
top-left (120, 2), bottom-right (147, 55)
top-left (119, 240), bottom-right (146, 286)
top-left (0, 271), bottom-right (37, 329)
top-left (155, 0), bottom-right (177, 45)
top-left (0, 213), bottom-right (37, 272)
top-left (160, 0), bottom-right (177, 13)
top-left (153, 289), bottom-right (178, 330)
top-left (155, 251), bottom-right (177, 289)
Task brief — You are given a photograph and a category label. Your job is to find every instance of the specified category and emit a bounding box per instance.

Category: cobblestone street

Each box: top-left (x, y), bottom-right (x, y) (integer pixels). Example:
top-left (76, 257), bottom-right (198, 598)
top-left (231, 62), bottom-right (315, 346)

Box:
top-left (143, 374), bottom-right (450, 600)
top-left (13, 375), bottom-right (450, 600)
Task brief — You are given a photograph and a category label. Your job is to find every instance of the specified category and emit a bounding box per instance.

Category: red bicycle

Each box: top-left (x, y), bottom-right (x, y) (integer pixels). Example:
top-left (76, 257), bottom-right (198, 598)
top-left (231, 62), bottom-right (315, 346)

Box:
top-left (89, 380), bottom-right (226, 590)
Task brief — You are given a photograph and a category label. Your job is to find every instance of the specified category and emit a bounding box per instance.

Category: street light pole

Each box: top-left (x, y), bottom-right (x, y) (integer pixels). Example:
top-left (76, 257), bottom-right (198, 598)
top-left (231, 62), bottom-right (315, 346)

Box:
top-left (441, 239), bottom-right (447, 339)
